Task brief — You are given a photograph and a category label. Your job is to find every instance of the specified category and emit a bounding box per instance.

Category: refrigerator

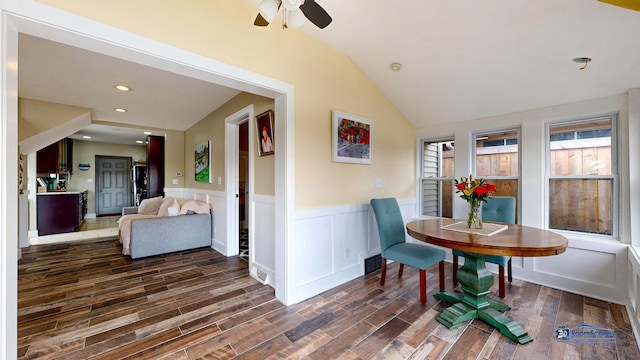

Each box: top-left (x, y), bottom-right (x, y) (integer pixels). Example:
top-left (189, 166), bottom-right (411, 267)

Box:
top-left (132, 165), bottom-right (147, 206)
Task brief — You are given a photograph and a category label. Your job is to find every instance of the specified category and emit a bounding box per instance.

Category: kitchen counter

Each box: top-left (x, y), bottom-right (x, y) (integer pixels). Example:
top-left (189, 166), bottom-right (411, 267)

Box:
top-left (37, 190), bottom-right (88, 235)
top-left (37, 191), bottom-right (84, 195)
top-left (36, 190), bottom-right (84, 195)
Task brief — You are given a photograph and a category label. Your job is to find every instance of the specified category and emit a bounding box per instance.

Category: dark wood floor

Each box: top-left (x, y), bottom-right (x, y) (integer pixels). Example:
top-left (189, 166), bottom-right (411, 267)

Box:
top-left (17, 238), bottom-right (640, 359)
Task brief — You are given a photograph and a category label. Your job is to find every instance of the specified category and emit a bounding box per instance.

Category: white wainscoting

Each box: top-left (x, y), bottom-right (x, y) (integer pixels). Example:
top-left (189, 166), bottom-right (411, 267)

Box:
top-left (164, 188), bottom-right (227, 254)
top-left (289, 198), bottom-right (417, 304)
top-left (627, 248), bottom-right (640, 346)
top-left (164, 188), bottom-right (277, 288)
top-left (290, 198), bottom-right (631, 307)
top-left (163, 190), bottom-right (632, 324)
top-left (251, 194), bottom-right (276, 287)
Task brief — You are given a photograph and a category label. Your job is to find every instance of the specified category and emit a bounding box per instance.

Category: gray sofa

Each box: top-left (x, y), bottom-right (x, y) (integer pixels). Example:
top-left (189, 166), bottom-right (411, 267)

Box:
top-left (121, 206), bottom-right (213, 259)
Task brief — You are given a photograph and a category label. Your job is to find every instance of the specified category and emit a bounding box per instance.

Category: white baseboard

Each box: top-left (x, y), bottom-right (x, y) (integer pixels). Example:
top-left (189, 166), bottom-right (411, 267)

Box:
top-left (85, 213), bottom-right (96, 219)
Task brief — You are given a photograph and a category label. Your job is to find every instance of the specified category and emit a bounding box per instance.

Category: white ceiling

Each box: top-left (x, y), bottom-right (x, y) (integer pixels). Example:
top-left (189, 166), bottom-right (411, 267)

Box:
top-left (18, 34), bottom-right (241, 145)
top-left (247, 0), bottom-right (640, 127)
top-left (17, 1), bottom-right (640, 146)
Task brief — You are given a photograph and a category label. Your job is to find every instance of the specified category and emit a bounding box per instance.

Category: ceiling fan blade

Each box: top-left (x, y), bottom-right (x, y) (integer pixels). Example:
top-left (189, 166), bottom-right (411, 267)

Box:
top-left (254, 13), bottom-right (270, 27)
top-left (299, 0), bottom-right (332, 29)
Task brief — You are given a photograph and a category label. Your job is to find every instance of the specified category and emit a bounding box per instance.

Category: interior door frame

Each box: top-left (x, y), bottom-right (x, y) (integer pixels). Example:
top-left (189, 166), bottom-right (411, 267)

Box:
top-left (95, 155), bottom-right (132, 215)
top-left (225, 105), bottom-right (254, 268)
top-left (2, 5), bottom-right (295, 357)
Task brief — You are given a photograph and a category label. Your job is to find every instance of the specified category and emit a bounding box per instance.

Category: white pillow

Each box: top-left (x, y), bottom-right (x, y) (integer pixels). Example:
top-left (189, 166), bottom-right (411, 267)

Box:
top-left (157, 197), bottom-right (175, 217)
top-left (137, 196), bottom-right (163, 215)
top-left (167, 199), bottom-right (180, 216)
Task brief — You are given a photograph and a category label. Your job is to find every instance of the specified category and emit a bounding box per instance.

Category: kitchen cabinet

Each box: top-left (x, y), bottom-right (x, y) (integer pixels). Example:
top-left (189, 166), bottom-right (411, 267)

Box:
top-left (37, 191), bottom-right (87, 236)
top-left (36, 142), bottom-right (58, 174)
top-left (36, 138), bottom-right (73, 174)
top-left (146, 135), bottom-right (165, 198)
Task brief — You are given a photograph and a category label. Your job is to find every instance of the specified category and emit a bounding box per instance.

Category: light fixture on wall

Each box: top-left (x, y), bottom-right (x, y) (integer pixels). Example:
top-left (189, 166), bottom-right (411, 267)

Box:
top-left (389, 62), bottom-right (403, 71)
top-left (114, 108), bottom-right (127, 113)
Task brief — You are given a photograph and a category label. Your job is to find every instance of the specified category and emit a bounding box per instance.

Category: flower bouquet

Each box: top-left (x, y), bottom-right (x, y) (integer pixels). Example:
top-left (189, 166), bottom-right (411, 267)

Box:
top-left (454, 175), bottom-right (497, 228)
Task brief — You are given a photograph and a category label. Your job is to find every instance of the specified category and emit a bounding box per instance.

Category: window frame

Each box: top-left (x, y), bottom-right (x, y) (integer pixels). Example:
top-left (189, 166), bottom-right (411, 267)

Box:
top-left (471, 128), bottom-right (522, 223)
top-left (418, 137), bottom-right (455, 218)
top-left (544, 114), bottom-right (619, 240)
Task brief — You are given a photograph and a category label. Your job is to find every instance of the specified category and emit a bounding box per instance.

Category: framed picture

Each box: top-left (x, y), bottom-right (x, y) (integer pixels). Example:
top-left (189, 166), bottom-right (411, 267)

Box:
top-left (332, 110), bottom-right (373, 164)
top-left (195, 140), bottom-right (211, 183)
top-left (256, 110), bottom-right (274, 156)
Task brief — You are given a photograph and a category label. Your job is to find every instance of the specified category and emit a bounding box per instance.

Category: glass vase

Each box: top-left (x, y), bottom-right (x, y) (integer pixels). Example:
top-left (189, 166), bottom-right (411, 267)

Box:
top-left (467, 201), bottom-right (483, 229)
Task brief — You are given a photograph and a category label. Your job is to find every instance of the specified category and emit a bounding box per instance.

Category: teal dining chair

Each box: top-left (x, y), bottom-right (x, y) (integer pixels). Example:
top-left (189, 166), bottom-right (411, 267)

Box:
top-left (452, 196), bottom-right (516, 298)
top-left (371, 198), bottom-right (445, 304)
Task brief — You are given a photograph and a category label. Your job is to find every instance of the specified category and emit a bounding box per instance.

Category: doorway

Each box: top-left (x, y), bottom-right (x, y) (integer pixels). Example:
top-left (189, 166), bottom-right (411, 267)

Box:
top-left (239, 122), bottom-right (249, 261)
top-left (2, 8), bottom-right (294, 356)
top-left (95, 156), bottom-right (132, 216)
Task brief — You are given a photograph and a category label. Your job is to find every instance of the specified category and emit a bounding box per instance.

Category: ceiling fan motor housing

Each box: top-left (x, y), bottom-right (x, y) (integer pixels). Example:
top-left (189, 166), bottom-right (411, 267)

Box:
top-left (282, 0), bottom-right (305, 11)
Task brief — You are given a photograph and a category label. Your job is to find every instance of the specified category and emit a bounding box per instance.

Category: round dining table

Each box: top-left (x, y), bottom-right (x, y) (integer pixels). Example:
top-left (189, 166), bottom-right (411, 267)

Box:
top-left (406, 218), bottom-right (568, 344)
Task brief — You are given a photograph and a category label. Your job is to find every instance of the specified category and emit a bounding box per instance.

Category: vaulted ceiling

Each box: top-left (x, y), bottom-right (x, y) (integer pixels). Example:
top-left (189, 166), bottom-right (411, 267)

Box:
top-left (247, 0), bottom-right (640, 127)
top-left (18, 1), bottom-right (640, 146)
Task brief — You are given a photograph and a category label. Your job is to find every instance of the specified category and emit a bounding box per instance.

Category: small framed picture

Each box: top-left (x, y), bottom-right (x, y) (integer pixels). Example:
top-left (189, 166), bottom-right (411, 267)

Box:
top-left (256, 110), bottom-right (274, 156)
top-left (332, 110), bottom-right (373, 164)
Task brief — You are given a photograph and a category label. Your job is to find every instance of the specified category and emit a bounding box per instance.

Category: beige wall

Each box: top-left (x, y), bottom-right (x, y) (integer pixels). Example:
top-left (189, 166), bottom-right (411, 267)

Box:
top-left (185, 92), bottom-right (275, 195)
top-left (37, 0), bottom-right (416, 208)
top-left (19, 98), bottom-right (90, 142)
top-left (71, 140), bottom-right (146, 214)
top-left (163, 129), bottom-right (185, 189)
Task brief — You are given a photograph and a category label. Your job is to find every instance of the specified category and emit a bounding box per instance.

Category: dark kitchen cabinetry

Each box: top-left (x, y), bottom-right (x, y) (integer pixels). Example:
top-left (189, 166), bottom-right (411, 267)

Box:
top-left (37, 191), bottom-right (87, 236)
top-left (146, 135), bottom-right (165, 198)
top-left (36, 138), bottom-right (73, 174)
top-left (36, 142), bottom-right (58, 174)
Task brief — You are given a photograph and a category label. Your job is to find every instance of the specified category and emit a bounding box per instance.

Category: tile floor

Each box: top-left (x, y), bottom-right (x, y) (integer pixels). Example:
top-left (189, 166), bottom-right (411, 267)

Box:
top-left (29, 215), bottom-right (120, 245)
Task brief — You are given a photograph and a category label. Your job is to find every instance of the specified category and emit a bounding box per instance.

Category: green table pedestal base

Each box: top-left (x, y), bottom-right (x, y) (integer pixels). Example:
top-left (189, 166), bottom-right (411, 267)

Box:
top-left (434, 252), bottom-right (533, 344)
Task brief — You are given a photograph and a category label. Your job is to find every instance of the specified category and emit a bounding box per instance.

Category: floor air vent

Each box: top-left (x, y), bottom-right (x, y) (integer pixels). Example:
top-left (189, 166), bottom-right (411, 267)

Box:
top-left (364, 254), bottom-right (382, 275)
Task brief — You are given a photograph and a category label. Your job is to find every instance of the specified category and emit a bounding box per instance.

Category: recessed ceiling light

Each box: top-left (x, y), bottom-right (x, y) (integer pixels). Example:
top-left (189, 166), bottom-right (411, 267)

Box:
top-left (144, 131), bottom-right (152, 135)
top-left (136, 140), bottom-right (144, 144)
top-left (390, 62), bottom-right (403, 71)
top-left (82, 135), bottom-right (91, 139)
top-left (114, 84), bottom-right (131, 92)
top-left (114, 108), bottom-right (127, 113)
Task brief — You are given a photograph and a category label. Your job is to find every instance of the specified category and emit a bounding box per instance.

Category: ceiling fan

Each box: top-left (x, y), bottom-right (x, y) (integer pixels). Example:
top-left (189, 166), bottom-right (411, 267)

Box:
top-left (254, 0), bottom-right (333, 29)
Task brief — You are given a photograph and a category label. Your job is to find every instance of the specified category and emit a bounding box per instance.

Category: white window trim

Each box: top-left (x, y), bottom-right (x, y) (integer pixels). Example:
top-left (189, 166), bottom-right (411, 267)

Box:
top-left (471, 128), bottom-right (522, 223)
top-left (417, 137), bottom-right (455, 217)
top-left (544, 114), bottom-right (619, 240)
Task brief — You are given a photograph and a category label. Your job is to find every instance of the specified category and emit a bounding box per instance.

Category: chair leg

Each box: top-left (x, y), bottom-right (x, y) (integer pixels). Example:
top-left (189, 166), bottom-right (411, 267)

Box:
top-left (419, 269), bottom-right (426, 304)
top-left (398, 263), bottom-right (404, 279)
top-left (499, 265), bottom-right (505, 298)
top-left (452, 255), bottom-right (459, 287)
top-left (507, 258), bottom-right (513, 283)
top-left (380, 258), bottom-right (387, 286)
top-left (439, 261), bottom-right (445, 291)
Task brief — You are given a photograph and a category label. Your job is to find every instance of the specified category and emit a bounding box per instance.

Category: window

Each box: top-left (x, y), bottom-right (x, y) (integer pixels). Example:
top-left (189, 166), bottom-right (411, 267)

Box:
top-left (474, 130), bottom-right (520, 220)
top-left (547, 116), bottom-right (616, 236)
top-left (420, 139), bottom-right (454, 217)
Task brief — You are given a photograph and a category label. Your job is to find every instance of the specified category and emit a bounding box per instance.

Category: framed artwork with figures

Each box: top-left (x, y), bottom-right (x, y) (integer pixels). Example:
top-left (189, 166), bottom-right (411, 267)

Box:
top-left (332, 110), bottom-right (373, 164)
top-left (256, 110), bottom-right (274, 156)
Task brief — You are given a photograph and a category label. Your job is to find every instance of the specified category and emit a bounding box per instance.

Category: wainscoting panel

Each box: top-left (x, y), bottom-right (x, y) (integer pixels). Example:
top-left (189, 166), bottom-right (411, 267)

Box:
top-left (164, 188), bottom-right (227, 254)
top-left (252, 194), bottom-right (275, 285)
top-left (293, 216), bottom-right (335, 286)
top-left (516, 236), bottom-right (627, 304)
top-left (289, 199), bottom-right (417, 304)
top-left (627, 248), bottom-right (640, 350)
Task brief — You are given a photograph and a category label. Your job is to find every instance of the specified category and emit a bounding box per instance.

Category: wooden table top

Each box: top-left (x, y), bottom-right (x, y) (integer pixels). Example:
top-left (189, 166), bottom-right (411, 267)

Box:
top-left (406, 218), bottom-right (568, 257)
